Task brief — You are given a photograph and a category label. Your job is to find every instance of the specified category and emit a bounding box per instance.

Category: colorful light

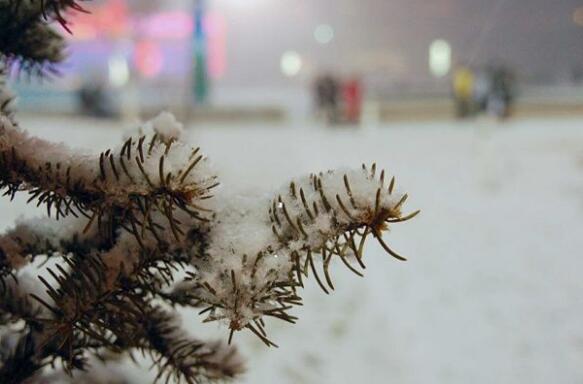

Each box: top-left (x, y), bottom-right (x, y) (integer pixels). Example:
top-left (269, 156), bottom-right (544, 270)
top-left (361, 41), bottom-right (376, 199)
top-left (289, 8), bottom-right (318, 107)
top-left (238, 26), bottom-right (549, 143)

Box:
top-left (280, 51), bottom-right (302, 77)
top-left (429, 39), bottom-right (451, 78)
top-left (205, 12), bottom-right (227, 79)
top-left (134, 40), bottom-right (164, 78)
top-left (108, 55), bottom-right (130, 87)
top-left (314, 24), bottom-right (334, 45)
top-left (67, 0), bottom-right (129, 40)
top-left (139, 11), bottom-right (194, 40)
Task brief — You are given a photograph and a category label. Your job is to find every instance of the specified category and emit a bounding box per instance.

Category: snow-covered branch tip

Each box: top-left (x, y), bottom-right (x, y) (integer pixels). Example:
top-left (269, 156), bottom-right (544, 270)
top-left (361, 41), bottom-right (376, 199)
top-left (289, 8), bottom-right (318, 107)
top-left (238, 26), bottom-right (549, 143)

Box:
top-left (0, 112), bottom-right (218, 243)
top-left (188, 164), bottom-right (419, 346)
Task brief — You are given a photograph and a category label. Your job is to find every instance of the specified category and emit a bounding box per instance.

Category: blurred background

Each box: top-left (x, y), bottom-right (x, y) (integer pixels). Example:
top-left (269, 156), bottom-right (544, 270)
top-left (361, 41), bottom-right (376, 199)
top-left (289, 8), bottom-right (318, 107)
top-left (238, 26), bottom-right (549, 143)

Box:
top-left (10, 0), bottom-right (583, 123)
top-left (4, 0), bottom-right (583, 383)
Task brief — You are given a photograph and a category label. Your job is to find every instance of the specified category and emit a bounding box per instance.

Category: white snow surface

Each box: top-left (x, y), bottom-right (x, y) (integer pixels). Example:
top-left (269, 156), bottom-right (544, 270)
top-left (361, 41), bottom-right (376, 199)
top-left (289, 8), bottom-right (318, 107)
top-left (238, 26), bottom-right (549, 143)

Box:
top-left (2, 116), bottom-right (583, 384)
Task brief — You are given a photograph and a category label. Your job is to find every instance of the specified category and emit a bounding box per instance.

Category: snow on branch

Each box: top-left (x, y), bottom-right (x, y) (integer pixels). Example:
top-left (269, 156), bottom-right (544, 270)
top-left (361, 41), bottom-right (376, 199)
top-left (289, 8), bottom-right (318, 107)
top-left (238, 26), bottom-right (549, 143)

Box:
top-left (0, 112), bottom-right (218, 243)
top-left (0, 105), bottom-right (419, 381)
top-left (136, 307), bottom-right (245, 383)
top-left (0, 215), bottom-right (99, 287)
top-left (0, 2), bottom-right (419, 381)
top-left (188, 165), bottom-right (419, 346)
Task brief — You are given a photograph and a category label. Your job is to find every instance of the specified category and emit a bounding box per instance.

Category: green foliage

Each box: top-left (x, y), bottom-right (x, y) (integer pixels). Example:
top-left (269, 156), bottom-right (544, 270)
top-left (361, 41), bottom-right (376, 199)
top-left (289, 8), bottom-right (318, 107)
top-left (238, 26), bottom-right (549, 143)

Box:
top-left (0, 0), bottom-right (89, 74)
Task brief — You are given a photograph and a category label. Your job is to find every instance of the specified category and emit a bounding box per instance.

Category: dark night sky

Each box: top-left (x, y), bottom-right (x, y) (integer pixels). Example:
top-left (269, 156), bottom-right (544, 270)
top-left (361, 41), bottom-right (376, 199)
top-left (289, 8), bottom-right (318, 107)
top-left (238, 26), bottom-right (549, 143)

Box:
top-left (212, 0), bottom-right (583, 86)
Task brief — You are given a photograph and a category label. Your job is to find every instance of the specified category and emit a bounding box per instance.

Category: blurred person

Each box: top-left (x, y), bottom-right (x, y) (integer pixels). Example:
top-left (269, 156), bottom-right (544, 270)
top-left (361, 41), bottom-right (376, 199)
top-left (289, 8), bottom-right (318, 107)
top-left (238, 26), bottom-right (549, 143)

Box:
top-left (342, 76), bottom-right (363, 124)
top-left (314, 74), bottom-right (340, 124)
top-left (77, 80), bottom-right (115, 118)
top-left (453, 65), bottom-right (475, 118)
top-left (487, 65), bottom-right (515, 119)
top-left (473, 68), bottom-right (491, 114)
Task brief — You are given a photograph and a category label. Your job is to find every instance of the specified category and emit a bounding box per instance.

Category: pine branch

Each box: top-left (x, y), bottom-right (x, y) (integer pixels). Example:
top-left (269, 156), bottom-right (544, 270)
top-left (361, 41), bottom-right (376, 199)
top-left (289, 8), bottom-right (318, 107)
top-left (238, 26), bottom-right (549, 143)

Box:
top-left (0, 1), bottom-right (65, 72)
top-left (0, 274), bottom-right (51, 383)
top-left (133, 307), bottom-right (244, 383)
top-left (0, 0), bottom-right (91, 73)
top-left (0, 67), bottom-right (15, 119)
top-left (0, 0), bottom-right (421, 379)
top-left (35, 0), bottom-right (90, 31)
top-left (0, 113), bottom-right (218, 244)
top-left (190, 165), bottom-right (419, 344)
top-left (0, 216), bottom-right (101, 285)
top-left (0, 224), bottom-right (234, 382)
top-left (0, 279), bottom-right (42, 327)
top-left (0, 253), bottom-right (136, 380)
top-left (0, 331), bottom-right (45, 384)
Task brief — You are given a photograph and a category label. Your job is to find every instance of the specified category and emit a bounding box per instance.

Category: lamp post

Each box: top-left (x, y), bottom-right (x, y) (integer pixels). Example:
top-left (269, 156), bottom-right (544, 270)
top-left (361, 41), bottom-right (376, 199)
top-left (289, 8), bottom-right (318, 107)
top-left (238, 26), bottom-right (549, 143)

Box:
top-left (193, 0), bottom-right (209, 104)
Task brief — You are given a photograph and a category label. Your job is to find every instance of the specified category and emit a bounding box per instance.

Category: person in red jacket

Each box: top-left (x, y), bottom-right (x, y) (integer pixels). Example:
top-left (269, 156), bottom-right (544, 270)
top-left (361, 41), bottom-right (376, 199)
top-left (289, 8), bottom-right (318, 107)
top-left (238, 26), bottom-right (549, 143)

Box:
top-left (343, 76), bottom-right (363, 124)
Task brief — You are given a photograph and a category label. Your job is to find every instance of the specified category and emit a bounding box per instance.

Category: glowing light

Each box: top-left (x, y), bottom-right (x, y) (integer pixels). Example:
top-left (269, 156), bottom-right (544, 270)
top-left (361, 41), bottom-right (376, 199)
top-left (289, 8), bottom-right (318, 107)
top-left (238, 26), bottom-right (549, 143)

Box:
top-left (134, 41), bottom-right (164, 78)
top-left (429, 39), bottom-right (452, 78)
top-left (104, 0), bottom-right (129, 37)
top-left (108, 55), bottom-right (129, 87)
top-left (68, 0), bottom-right (129, 40)
top-left (314, 24), bottom-right (334, 45)
top-left (205, 12), bottom-right (227, 79)
top-left (139, 11), bottom-right (193, 39)
top-left (573, 7), bottom-right (583, 27)
top-left (280, 51), bottom-right (302, 77)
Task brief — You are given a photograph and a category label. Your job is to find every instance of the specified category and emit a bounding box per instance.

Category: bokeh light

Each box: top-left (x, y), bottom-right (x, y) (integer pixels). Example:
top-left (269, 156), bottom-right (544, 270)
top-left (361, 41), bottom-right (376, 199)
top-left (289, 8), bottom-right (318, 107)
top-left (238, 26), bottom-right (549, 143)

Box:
top-left (108, 55), bottom-right (130, 87)
top-left (134, 40), bottom-right (164, 78)
top-left (314, 24), bottom-right (334, 45)
top-left (429, 39), bottom-right (452, 78)
top-left (280, 51), bottom-right (302, 77)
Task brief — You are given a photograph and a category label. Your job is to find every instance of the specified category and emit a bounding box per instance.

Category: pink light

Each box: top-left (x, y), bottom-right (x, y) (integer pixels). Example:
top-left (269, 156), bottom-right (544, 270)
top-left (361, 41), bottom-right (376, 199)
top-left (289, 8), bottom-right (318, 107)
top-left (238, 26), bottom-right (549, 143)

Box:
top-left (205, 12), bottom-right (227, 79)
top-left (105, 0), bottom-right (130, 37)
top-left (134, 40), bottom-right (164, 78)
top-left (68, 0), bottom-right (129, 39)
top-left (139, 12), bottom-right (193, 40)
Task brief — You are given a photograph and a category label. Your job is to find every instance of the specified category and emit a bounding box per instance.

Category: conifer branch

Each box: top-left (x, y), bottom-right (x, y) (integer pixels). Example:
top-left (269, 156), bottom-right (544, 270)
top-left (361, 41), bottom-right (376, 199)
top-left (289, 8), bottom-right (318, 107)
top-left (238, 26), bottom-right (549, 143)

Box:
top-left (188, 166), bottom-right (419, 343)
top-left (0, 279), bottom-right (42, 326)
top-left (0, 0), bottom-right (91, 73)
top-left (0, 68), bottom-right (14, 119)
top-left (0, 3), bottom-right (419, 380)
top-left (134, 307), bottom-right (244, 383)
top-left (0, 216), bottom-right (101, 284)
top-left (0, 113), bottom-right (217, 243)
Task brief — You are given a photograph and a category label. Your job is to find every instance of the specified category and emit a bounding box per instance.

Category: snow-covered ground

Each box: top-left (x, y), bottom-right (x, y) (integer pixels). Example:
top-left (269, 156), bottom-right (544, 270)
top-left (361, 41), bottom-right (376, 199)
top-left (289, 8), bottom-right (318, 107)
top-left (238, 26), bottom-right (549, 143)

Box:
top-left (4, 116), bottom-right (583, 384)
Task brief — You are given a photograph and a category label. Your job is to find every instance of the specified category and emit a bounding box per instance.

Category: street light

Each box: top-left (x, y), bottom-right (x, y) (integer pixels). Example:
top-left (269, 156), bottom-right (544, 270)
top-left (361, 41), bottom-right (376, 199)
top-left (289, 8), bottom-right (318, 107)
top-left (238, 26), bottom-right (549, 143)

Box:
top-left (429, 39), bottom-right (452, 78)
top-left (280, 51), bottom-right (302, 77)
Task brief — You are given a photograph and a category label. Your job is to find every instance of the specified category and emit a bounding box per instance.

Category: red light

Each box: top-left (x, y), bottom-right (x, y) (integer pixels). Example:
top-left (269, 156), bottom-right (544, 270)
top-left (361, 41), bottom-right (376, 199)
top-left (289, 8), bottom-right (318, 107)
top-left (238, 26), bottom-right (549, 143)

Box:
top-left (68, 0), bottom-right (129, 40)
top-left (205, 12), bottom-right (227, 79)
top-left (134, 40), bottom-right (164, 78)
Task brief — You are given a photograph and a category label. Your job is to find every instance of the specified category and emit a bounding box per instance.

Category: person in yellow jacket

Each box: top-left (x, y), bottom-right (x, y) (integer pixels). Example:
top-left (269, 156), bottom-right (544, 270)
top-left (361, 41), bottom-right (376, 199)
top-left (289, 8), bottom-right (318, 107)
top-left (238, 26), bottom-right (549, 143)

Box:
top-left (453, 66), bottom-right (475, 118)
